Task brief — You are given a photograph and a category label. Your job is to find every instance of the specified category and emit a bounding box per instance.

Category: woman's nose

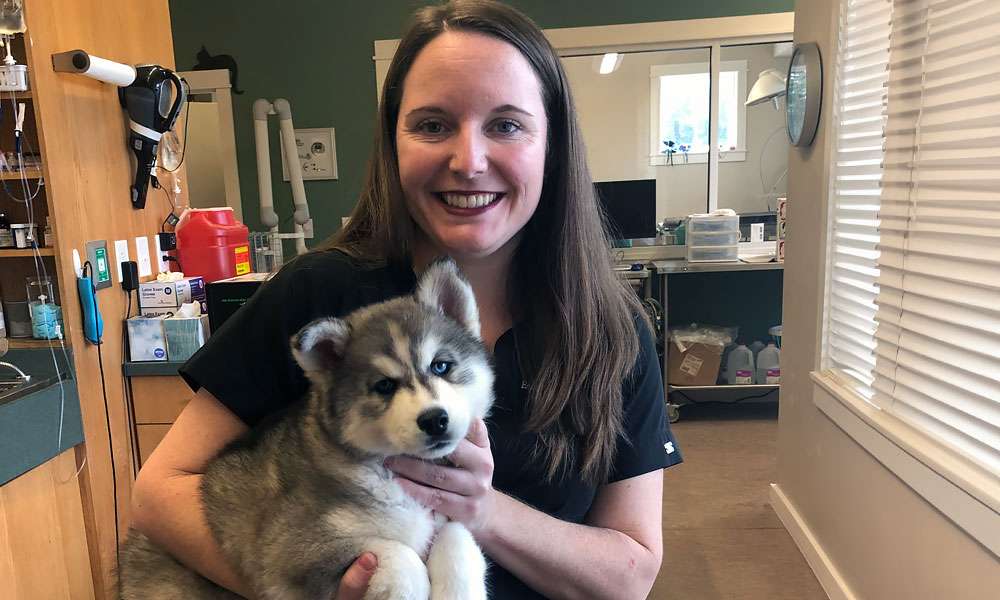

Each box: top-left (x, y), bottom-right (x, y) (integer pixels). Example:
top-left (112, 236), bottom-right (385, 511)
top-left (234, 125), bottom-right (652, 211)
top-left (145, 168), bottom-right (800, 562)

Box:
top-left (448, 127), bottom-right (488, 178)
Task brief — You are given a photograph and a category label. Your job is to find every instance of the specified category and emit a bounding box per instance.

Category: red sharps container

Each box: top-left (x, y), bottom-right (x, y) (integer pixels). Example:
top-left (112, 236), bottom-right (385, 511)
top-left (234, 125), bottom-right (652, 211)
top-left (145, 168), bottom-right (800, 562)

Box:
top-left (174, 208), bottom-right (251, 283)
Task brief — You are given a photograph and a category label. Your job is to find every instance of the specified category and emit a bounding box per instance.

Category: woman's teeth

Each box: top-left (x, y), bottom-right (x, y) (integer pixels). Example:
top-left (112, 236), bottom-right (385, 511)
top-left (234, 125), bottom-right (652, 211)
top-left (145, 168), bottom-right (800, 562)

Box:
top-left (440, 192), bottom-right (500, 208)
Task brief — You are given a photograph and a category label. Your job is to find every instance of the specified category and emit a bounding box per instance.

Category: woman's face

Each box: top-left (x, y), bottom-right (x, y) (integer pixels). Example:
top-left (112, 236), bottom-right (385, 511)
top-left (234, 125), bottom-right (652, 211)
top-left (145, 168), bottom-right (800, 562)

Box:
top-left (396, 31), bottom-right (548, 261)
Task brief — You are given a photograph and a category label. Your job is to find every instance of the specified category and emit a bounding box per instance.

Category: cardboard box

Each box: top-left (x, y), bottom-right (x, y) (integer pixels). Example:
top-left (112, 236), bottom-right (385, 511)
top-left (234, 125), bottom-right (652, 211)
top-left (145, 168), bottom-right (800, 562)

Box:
top-left (138, 277), bottom-right (206, 310)
top-left (126, 316), bottom-right (168, 362)
top-left (667, 341), bottom-right (724, 386)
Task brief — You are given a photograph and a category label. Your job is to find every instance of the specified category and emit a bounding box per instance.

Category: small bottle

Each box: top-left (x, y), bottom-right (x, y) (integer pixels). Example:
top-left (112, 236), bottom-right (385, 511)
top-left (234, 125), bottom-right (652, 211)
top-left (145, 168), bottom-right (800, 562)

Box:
top-left (43, 216), bottom-right (54, 247)
top-left (0, 212), bottom-right (13, 248)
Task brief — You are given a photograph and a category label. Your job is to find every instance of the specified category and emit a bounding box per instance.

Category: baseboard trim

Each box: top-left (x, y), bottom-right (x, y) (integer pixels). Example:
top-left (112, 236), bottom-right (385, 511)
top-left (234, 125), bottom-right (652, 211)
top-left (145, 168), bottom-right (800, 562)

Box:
top-left (769, 483), bottom-right (856, 600)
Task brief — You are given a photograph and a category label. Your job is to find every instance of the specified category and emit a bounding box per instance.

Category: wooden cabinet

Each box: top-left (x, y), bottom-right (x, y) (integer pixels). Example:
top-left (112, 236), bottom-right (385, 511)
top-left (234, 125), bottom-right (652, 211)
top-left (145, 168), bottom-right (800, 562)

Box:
top-left (1, 2), bottom-right (187, 597)
top-left (130, 375), bottom-right (194, 465)
top-left (0, 449), bottom-right (96, 600)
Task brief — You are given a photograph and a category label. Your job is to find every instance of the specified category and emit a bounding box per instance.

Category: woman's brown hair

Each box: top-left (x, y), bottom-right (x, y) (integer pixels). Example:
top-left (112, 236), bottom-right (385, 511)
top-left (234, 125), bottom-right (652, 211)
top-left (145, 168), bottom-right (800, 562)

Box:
top-left (322, 0), bottom-right (647, 485)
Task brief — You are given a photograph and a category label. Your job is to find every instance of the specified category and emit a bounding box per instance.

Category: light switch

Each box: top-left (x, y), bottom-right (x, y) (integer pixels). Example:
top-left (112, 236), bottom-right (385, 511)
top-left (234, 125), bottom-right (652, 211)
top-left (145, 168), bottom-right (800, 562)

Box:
top-left (135, 236), bottom-right (152, 277)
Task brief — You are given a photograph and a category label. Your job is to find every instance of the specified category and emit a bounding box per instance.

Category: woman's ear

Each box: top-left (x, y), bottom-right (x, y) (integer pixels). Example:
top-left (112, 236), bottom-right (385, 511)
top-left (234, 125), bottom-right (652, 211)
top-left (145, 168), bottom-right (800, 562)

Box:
top-left (291, 318), bottom-right (350, 375)
top-left (416, 257), bottom-right (481, 339)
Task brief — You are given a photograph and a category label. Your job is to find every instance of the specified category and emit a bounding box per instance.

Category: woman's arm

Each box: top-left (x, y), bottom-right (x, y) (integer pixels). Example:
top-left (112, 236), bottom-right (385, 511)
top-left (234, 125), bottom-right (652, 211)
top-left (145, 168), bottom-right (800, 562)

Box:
top-left (482, 471), bottom-right (663, 600)
top-left (387, 420), bottom-right (664, 600)
top-left (130, 388), bottom-right (253, 596)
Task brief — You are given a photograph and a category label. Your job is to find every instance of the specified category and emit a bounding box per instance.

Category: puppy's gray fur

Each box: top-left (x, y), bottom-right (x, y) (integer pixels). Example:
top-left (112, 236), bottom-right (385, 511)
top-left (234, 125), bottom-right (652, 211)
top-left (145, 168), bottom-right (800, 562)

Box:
top-left (119, 258), bottom-right (494, 600)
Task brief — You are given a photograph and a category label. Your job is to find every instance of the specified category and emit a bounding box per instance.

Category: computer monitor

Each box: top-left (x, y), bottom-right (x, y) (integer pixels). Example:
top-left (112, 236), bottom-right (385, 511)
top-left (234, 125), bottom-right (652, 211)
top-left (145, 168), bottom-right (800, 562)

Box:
top-left (594, 179), bottom-right (657, 240)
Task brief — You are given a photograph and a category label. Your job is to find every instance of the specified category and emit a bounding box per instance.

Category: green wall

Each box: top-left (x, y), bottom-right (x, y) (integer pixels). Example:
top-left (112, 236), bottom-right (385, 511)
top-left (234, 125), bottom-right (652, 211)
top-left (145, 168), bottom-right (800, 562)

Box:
top-left (168, 0), bottom-right (792, 241)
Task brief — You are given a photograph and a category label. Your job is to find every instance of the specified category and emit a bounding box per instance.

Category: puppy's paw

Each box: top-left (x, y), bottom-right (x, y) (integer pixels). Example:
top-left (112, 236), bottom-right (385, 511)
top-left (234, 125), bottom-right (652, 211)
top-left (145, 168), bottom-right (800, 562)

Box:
top-left (362, 541), bottom-right (430, 600)
top-left (427, 522), bottom-right (487, 600)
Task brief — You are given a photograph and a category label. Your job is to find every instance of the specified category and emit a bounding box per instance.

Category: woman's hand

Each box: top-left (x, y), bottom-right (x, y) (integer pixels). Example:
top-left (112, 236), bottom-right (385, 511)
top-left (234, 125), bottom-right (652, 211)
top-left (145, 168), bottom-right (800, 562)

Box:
top-left (385, 418), bottom-right (496, 537)
top-left (334, 552), bottom-right (378, 599)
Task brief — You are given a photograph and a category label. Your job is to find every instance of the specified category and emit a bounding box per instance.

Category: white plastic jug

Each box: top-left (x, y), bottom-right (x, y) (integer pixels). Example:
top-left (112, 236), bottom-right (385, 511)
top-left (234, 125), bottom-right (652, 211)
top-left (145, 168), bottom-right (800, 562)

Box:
top-left (727, 344), bottom-right (755, 385)
top-left (756, 342), bottom-right (781, 384)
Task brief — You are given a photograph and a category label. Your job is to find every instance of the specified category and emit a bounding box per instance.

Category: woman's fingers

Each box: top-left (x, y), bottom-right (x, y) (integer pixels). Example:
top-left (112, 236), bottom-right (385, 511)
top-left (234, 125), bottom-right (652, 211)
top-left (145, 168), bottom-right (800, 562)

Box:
top-left (335, 552), bottom-right (378, 600)
top-left (385, 455), bottom-right (479, 496)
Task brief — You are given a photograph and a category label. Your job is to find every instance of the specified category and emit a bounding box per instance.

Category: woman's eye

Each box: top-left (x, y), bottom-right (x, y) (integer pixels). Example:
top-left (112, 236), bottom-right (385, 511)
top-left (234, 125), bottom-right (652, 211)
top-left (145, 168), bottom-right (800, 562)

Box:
top-left (372, 378), bottom-right (398, 396)
top-left (430, 361), bottom-right (452, 376)
top-left (493, 119), bottom-right (522, 135)
top-left (416, 120), bottom-right (446, 135)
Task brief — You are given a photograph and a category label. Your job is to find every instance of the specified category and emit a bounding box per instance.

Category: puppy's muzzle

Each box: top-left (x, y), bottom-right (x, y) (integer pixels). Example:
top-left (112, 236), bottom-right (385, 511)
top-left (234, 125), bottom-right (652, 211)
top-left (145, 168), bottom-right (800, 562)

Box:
top-left (417, 407), bottom-right (450, 438)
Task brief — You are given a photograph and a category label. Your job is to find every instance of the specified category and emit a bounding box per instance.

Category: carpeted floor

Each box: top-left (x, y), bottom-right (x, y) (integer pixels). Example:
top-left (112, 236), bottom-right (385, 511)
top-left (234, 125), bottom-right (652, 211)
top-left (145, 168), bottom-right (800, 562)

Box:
top-left (649, 402), bottom-right (827, 600)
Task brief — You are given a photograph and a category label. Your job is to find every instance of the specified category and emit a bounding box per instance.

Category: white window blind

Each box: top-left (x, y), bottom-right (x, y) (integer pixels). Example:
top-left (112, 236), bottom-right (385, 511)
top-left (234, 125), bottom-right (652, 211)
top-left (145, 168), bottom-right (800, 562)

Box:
top-left (826, 0), bottom-right (1000, 475)
top-left (825, 0), bottom-right (891, 393)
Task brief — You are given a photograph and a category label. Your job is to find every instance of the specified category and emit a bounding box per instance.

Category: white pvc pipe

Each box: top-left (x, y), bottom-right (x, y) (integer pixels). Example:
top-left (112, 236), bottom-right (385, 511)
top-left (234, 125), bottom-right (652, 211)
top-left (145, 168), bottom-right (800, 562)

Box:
top-left (273, 99), bottom-right (311, 228)
top-left (252, 99), bottom-right (279, 230)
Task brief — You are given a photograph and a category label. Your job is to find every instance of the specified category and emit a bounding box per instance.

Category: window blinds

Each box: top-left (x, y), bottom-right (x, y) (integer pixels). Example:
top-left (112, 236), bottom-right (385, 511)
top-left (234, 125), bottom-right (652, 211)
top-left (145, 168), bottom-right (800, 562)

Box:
top-left (826, 0), bottom-right (1000, 474)
top-left (825, 0), bottom-right (892, 394)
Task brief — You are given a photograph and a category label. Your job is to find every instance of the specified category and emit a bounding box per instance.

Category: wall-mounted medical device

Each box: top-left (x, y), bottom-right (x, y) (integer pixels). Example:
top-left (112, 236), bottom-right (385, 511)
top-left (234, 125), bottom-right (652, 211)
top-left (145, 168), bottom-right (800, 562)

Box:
top-left (51, 49), bottom-right (187, 209)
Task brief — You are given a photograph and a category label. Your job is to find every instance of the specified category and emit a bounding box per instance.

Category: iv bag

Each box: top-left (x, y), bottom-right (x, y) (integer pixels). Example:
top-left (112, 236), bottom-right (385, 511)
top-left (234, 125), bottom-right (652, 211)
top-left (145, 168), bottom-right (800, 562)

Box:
top-left (0, 1), bottom-right (24, 35)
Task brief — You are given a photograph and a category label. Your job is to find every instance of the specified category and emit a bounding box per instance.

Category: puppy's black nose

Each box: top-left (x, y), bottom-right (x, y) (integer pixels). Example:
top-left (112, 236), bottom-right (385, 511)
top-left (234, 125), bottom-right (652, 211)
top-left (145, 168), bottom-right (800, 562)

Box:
top-left (417, 408), bottom-right (449, 437)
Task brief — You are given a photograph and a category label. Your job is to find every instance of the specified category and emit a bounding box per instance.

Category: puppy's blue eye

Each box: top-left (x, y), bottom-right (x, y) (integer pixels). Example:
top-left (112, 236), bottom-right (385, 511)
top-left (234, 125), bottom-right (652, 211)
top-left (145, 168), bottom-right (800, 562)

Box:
top-left (430, 361), bottom-right (452, 376)
top-left (372, 378), bottom-right (397, 396)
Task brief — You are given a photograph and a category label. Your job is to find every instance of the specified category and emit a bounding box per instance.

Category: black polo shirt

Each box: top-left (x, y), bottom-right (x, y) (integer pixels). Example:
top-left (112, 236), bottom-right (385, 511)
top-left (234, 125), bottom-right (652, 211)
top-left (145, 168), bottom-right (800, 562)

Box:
top-left (180, 249), bottom-right (682, 599)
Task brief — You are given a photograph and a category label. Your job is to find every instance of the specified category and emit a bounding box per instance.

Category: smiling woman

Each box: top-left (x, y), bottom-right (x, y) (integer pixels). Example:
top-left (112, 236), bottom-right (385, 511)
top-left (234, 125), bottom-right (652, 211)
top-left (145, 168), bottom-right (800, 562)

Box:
top-left (134, 2), bottom-right (680, 600)
top-left (395, 30), bottom-right (547, 261)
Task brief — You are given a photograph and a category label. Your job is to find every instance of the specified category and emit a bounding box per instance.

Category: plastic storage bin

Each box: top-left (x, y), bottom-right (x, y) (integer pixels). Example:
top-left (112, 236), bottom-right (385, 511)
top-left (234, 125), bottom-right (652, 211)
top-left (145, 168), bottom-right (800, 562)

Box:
top-left (687, 245), bottom-right (739, 262)
top-left (687, 230), bottom-right (741, 247)
top-left (688, 214), bottom-right (739, 233)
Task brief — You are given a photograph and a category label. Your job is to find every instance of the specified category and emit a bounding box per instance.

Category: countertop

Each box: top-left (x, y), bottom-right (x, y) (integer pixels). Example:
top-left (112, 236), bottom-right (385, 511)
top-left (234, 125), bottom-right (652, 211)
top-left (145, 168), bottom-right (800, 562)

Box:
top-left (0, 346), bottom-right (84, 485)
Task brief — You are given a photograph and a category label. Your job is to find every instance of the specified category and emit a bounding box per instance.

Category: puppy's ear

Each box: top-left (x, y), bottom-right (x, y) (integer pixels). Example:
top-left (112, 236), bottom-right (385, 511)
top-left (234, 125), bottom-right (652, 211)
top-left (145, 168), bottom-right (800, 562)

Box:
top-left (291, 318), bottom-right (350, 374)
top-left (416, 258), bottom-right (481, 339)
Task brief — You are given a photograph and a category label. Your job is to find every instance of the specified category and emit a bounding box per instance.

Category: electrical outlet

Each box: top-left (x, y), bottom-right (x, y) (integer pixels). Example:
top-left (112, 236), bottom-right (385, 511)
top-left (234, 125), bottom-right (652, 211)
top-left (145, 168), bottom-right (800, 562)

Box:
top-left (114, 239), bottom-right (130, 283)
top-left (281, 127), bottom-right (338, 181)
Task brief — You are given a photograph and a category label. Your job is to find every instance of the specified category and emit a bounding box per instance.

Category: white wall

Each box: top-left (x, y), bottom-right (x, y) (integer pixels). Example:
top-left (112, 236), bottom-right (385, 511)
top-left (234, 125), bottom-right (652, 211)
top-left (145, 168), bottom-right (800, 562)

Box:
top-left (563, 43), bottom-right (789, 222)
top-left (776, 1), bottom-right (1000, 598)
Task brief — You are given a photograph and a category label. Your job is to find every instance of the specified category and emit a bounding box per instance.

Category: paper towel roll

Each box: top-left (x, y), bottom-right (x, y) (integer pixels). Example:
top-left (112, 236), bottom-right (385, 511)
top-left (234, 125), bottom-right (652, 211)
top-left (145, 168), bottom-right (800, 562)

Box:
top-left (83, 54), bottom-right (136, 86)
top-left (51, 50), bottom-right (136, 86)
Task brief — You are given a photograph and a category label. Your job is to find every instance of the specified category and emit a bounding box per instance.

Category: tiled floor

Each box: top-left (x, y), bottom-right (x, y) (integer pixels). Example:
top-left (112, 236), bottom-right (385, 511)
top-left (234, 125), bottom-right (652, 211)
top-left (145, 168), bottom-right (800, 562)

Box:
top-left (649, 402), bottom-right (827, 600)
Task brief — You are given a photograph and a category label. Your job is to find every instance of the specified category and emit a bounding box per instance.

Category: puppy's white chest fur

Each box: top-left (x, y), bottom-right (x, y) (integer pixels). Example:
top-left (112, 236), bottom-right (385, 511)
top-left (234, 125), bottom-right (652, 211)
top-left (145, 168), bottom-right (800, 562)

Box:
top-left (323, 465), bottom-right (441, 558)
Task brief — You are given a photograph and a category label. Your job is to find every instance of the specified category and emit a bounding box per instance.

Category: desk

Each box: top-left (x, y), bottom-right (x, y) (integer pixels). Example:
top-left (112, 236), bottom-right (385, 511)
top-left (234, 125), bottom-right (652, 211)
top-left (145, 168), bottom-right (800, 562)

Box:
top-left (648, 260), bottom-right (784, 421)
top-left (614, 266), bottom-right (652, 298)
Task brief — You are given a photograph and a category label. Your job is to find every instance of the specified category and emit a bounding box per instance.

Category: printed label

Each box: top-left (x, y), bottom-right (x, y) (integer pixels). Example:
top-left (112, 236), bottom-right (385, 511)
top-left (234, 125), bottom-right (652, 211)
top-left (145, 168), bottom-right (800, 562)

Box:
top-left (679, 354), bottom-right (704, 376)
top-left (735, 369), bottom-right (753, 384)
top-left (766, 368), bottom-right (781, 384)
top-left (234, 245), bottom-right (251, 275)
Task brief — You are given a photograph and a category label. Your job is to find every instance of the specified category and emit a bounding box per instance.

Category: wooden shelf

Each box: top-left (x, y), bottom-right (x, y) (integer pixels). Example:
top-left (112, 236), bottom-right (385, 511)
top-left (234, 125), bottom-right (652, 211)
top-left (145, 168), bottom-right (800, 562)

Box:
top-left (0, 167), bottom-right (42, 180)
top-left (7, 338), bottom-right (67, 349)
top-left (0, 247), bottom-right (55, 257)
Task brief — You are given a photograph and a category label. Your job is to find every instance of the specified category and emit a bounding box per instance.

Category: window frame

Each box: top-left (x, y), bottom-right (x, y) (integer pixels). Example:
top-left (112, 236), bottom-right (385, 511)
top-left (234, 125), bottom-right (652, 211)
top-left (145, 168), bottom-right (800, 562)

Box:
top-left (817, 0), bottom-right (1000, 555)
top-left (648, 59), bottom-right (748, 166)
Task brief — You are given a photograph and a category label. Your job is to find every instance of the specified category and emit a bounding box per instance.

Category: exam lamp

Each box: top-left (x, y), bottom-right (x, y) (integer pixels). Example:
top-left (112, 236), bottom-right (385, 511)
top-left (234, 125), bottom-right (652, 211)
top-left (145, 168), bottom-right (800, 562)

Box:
top-left (746, 68), bottom-right (786, 108)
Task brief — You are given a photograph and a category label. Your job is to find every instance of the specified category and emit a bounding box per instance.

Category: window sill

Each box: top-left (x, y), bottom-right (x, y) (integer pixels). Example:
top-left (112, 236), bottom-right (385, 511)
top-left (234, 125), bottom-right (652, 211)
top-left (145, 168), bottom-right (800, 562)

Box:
top-left (649, 150), bottom-right (746, 166)
top-left (811, 370), bottom-right (1000, 557)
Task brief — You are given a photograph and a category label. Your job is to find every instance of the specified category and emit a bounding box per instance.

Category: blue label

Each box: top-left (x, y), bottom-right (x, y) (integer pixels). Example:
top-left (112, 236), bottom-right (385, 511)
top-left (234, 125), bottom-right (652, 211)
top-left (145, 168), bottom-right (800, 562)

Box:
top-left (154, 348), bottom-right (166, 359)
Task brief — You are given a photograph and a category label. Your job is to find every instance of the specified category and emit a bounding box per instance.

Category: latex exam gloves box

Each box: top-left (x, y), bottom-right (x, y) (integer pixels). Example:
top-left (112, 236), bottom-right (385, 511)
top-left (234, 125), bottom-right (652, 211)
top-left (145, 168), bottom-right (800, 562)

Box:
top-left (138, 276), bottom-right (206, 310)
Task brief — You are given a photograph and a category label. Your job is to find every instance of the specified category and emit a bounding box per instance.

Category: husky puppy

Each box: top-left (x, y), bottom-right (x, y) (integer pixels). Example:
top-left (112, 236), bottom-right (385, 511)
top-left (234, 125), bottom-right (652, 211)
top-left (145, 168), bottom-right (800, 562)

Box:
top-left (119, 259), bottom-right (494, 600)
